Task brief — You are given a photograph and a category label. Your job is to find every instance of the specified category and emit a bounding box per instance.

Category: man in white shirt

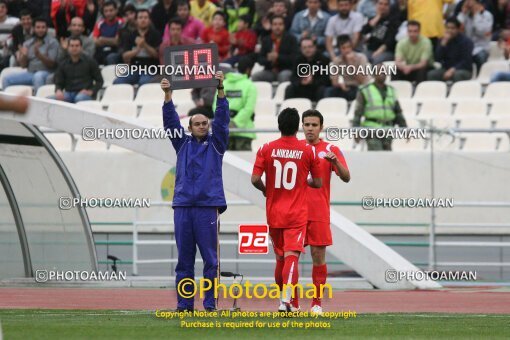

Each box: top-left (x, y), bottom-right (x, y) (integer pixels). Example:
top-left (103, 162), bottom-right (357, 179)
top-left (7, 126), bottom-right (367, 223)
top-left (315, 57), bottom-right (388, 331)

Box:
top-left (325, 0), bottom-right (364, 61)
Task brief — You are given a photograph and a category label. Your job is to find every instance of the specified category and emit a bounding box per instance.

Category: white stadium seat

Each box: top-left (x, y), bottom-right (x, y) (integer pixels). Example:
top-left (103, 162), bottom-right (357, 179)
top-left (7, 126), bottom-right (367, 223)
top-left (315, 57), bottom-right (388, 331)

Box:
top-left (76, 100), bottom-right (104, 111)
top-left (134, 83), bottom-right (163, 104)
top-left (492, 116), bottom-right (510, 129)
top-left (419, 117), bottom-right (458, 129)
top-left (488, 41), bottom-right (505, 61)
top-left (101, 65), bottom-right (117, 87)
top-left (3, 85), bottom-right (33, 96)
top-left (458, 133), bottom-right (507, 151)
top-left (36, 84), bottom-right (56, 98)
top-left (170, 89), bottom-right (193, 103)
top-left (107, 101), bottom-right (138, 118)
top-left (398, 98), bottom-right (417, 117)
top-left (316, 98), bottom-right (348, 116)
top-left (392, 138), bottom-right (427, 151)
top-left (452, 100), bottom-right (488, 116)
top-left (273, 81), bottom-right (290, 104)
top-left (252, 133), bottom-right (281, 152)
top-left (280, 98), bottom-right (312, 113)
top-left (74, 139), bottom-right (107, 151)
top-left (254, 81), bottom-right (273, 100)
top-left (489, 100), bottom-right (510, 115)
top-left (418, 99), bottom-right (452, 116)
top-left (251, 62), bottom-right (264, 75)
top-left (456, 116), bottom-right (493, 129)
top-left (477, 61), bottom-right (509, 84)
top-left (139, 102), bottom-right (166, 120)
top-left (0, 67), bottom-right (26, 89)
top-left (174, 101), bottom-right (195, 116)
top-left (389, 80), bottom-right (413, 99)
top-left (101, 84), bottom-right (134, 104)
top-left (255, 115), bottom-right (278, 129)
top-left (44, 132), bottom-right (74, 151)
top-left (448, 81), bottom-right (482, 101)
top-left (483, 82), bottom-right (510, 100)
top-left (414, 81), bottom-right (447, 100)
top-left (255, 100), bottom-right (276, 116)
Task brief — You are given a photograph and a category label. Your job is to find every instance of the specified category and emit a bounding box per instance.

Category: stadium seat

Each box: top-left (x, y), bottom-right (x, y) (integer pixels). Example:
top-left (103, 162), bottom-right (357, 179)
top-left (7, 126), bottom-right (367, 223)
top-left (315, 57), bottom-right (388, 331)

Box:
top-left (139, 102), bottom-right (166, 120)
top-left (492, 116), bottom-right (510, 128)
top-left (251, 62), bottom-right (264, 75)
top-left (458, 133), bottom-right (506, 151)
top-left (389, 80), bottom-right (413, 99)
top-left (316, 98), bottom-right (348, 116)
top-left (0, 67), bottom-right (26, 89)
top-left (280, 98), bottom-right (312, 113)
top-left (419, 116), bottom-right (458, 129)
top-left (255, 114), bottom-right (278, 129)
top-left (252, 133), bottom-right (281, 151)
top-left (488, 100), bottom-right (510, 115)
top-left (254, 81), bottom-right (272, 101)
top-left (452, 100), bottom-right (488, 116)
top-left (76, 100), bottom-right (104, 111)
top-left (100, 84), bottom-right (134, 104)
top-left (138, 114), bottom-right (164, 127)
top-left (321, 115), bottom-right (350, 128)
top-left (255, 99), bottom-right (276, 116)
top-left (36, 84), bottom-right (56, 98)
top-left (44, 132), bottom-right (74, 151)
top-left (448, 81), bottom-right (482, 101)
top-left (392, 138), bottom-right (427, 151)
top-left (101, 65), bottom-right (117, 87)
top-left (417, 99), bottom-right (452, 116)
top-left (413, 81), bottom-right (447, 100)
top-left (134, 83), bottom-right (163, 104)
top-left (432, 134), bottom-right (461, 151)
top-left (399, 98), bottom-right (418, 117)
top-left (456, 116), bottom-right (493, 129)
top-left (3, 85), bottom-right (33, 96)
top-left (107, 101), bottom-right (138, 118)
top-left (488, 41), bottom-right (505, 61)
top-left (477, 61), bottom-right (509, 84)
top-left (383, 61), bottom-right (395, 81)
top-left (346, 101), bottom-right (356, 117)
top-left (273, 81), bottom-right (290, 104)
top-left (174, 101), bottom-right (195, 116)
top-left (74, 139), bottom-right (107, 151)
top-left (483, 82), bottom-right (510, 100)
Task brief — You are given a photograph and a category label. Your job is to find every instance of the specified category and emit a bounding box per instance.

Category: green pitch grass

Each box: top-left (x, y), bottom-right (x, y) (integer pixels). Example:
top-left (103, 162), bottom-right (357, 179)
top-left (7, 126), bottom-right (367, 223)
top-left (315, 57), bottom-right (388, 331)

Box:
top-left (0, 310), bottom-right (508, 339)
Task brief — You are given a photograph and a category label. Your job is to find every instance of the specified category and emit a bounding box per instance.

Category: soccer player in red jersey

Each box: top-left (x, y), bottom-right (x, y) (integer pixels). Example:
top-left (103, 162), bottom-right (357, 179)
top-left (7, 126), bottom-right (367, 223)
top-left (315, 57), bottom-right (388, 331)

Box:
top-left (251, 108), bottom-right (322, 312)
top-left (301, 109), bottom-right (350, 315)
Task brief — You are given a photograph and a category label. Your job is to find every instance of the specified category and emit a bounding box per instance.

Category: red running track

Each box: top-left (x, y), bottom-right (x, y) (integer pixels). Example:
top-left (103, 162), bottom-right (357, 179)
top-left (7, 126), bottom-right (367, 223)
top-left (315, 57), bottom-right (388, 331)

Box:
top-left (1, 288), bottom-right (509, 313)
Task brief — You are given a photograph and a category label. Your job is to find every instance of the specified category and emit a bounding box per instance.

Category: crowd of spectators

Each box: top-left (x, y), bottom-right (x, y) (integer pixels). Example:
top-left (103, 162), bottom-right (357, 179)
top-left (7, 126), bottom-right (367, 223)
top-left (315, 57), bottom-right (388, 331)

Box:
top-left (0, 0), bottom-right (509, 104)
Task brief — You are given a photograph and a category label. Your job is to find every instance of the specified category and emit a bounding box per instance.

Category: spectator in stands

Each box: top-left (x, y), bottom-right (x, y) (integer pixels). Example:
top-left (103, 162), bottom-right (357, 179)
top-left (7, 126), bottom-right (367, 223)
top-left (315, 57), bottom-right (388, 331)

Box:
top-left (324, 35), bottom-right (370, 100)
top-left (490, 0), bottom-right (510, 40)
top-left (216, 56), bottom-right (256, 151)
top-left (51, 0), bottom-right (87, 39)
top-left (3, 18), bottom-right (58, 92)
top-left (428, 18), bottom-right (474, 82)
top-left (118, 4), bottom-right (138, 54)
top-left (0, 0), bottom-right (20, 68)
top-left (6, 0), bottom-right (50, 23)
top-left (254, 0), bottom-right (291, 38)
top-left (51, 37), bottom-right (103, 103)
top-left (457, 0), bottom-right (494, 73)
top-left (285, 37), bottom-right (331, 101)
top-left (224, 0), bottom-right (256, 33)
top-left (361, 0), bottom-right (399, 64)
top-left (125, 0), bottom-right (158, 10)
top-left (10, 10), bottom-right (33, 66)
top-left (200, 11), bottom-right (230, 61)
top-left (191, 0), bottom-right (217, 27)
top-left (159, 18), bottom-right (195, 64)
top-left (58, 17), bottom-right (95, 61)
top-left (114, 9), bottom-right (161, 85)
top-left (252, 15), bottom-right (298, 82)
top-left (163, 0), bottom-right (204, 43)
top-left (290, 0), bottom-right (331, 50)
top-left (394, 20), bottom-right (434, 83)
top-left (490, 32), bottom-right (510, 81)
top-left (406, 0), bottom-right (453, 48)
top-left (325, 0), bottom-right (364, 61)
top-left (92, 1), bottom-right (124, 65)
top-left (83, 0), bottom-right (102, 35)
top-left (225, 14), bottom-right (257, 66)
top-left (353, 64), bottom-right (407, 151)
top-left (151, 0), bottom-right (177, 35)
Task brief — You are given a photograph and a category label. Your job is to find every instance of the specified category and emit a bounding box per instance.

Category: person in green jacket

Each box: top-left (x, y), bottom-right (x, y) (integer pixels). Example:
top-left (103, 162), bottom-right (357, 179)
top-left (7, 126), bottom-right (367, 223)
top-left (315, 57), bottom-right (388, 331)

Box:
top-left (352, 64), bottom-right (407, 151)
top-left (213, 56), bottom-right (257, 151)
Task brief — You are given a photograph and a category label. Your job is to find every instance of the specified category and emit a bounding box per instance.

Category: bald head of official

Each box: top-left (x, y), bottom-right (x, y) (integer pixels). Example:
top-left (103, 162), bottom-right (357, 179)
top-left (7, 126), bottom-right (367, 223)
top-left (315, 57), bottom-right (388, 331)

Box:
top-left (188, 113), bottom-right (210, 139)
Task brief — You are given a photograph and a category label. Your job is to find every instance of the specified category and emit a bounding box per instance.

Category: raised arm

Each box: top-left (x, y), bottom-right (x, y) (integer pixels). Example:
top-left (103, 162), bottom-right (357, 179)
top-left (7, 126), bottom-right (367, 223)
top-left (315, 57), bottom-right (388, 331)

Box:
top-left (161, 78), bottom-right (187, 152)
top-left (211, 71), bottom-right (230, 154)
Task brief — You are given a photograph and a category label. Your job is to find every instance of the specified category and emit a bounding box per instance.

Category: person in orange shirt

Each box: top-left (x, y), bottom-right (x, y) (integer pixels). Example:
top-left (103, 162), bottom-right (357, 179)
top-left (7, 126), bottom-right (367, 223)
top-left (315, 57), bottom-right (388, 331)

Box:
top-left (200, 11), bottom-right (230, 61)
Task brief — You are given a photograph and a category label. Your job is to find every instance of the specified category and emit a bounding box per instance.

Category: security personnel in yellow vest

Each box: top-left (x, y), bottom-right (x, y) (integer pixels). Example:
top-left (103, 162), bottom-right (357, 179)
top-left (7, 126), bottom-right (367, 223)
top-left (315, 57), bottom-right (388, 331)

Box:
top-left (352, 65), bottom-right (407, 151)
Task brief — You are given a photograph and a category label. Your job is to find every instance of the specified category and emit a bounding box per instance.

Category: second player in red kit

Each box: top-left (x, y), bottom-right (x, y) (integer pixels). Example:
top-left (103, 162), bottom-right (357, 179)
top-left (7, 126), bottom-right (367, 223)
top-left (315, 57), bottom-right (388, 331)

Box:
top-left (251, 108), bottom-right (322, 312)
top-left (301, 109), bottom-right (350, 315)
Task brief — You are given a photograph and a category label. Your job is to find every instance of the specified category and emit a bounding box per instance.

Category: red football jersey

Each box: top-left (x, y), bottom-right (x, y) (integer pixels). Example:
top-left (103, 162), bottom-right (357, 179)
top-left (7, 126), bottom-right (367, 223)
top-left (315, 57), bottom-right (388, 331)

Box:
top-left (302, 140), bottom-right (348, 222)
top-left (252, 136), bottom-right (321, 228)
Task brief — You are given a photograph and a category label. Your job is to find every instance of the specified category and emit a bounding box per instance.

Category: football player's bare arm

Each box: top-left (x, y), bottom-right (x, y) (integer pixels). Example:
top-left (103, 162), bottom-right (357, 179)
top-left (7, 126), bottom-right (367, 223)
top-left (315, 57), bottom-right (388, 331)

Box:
top-left (251, 175), bottom-right (266, 197)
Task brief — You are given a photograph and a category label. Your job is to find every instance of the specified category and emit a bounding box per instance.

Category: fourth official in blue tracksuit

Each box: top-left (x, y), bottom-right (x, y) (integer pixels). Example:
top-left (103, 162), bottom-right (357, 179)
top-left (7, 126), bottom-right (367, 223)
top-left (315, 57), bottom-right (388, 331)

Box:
top-left (161, 75), bottom-right (229, 311)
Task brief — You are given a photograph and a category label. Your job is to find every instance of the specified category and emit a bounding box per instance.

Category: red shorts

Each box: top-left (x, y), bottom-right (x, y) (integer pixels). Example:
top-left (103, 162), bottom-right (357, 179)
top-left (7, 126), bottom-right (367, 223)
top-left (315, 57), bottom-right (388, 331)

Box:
top-left (305, 221), bottom-right (332, 247)
top-left (269, 225), bottom-right (306, 257)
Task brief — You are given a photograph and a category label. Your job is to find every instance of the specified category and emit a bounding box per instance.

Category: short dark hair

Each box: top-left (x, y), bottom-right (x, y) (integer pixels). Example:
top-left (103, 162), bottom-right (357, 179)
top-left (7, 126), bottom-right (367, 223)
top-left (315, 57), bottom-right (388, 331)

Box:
top-left (337, 0), bottom-right (351, 3)
top-left (68, 36), bottom-right (83, 46)
top-left (33, 17), bottom-right (48, 26)
top-left (103, 1), bottom-right (117, 9)
top-left (238, 14), bottom-right (251, 24)
top-left (212, 10), bottom-right (227, 23)
top-left (407, 20), bottom-right (421, 29)
top-left (123, 4), bottom-right (136, 15)
top-left (446, 17), bottom-right (461, 28)
top-left (301, 109), bottom-right (323, 126)
top-left (168, 17), bottom-right (183, 27)
top-left (270, 15), bottom-right (285, 24)
top-left (238, 56), bottom-right (255, 74)
top-left (0, 1), bottom-right (7, 8)
top-left (177, 0), bottom-right (190, 9)
top-left (136, 9), bottom-right (151, 18)
top-left (300, 37), bottom-right (316, 46)
top-left (278, 108), bottom-right (300, 136)
top-left (337, 34), bottom-right (352, 47)
top-left (19, 9), bottom-right (31, 18)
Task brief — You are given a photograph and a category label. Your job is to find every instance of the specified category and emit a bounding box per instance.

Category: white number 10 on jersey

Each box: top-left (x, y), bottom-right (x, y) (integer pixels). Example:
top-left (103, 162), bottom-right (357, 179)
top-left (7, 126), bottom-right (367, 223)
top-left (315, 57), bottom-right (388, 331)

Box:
top-left (273, 160), bottom-right (297, 190)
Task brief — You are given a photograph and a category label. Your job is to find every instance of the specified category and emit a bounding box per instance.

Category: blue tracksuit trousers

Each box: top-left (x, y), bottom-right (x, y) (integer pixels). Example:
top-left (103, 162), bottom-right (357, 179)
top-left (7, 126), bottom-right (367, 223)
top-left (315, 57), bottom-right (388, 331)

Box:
top-left (174, 206), bottom-right (219, 310)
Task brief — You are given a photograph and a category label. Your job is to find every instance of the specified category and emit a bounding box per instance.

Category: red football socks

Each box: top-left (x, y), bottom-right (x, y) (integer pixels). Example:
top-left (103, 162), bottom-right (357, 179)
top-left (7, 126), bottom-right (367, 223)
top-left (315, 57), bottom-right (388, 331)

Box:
top-left (312, 264), bottom-right (328, 306)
